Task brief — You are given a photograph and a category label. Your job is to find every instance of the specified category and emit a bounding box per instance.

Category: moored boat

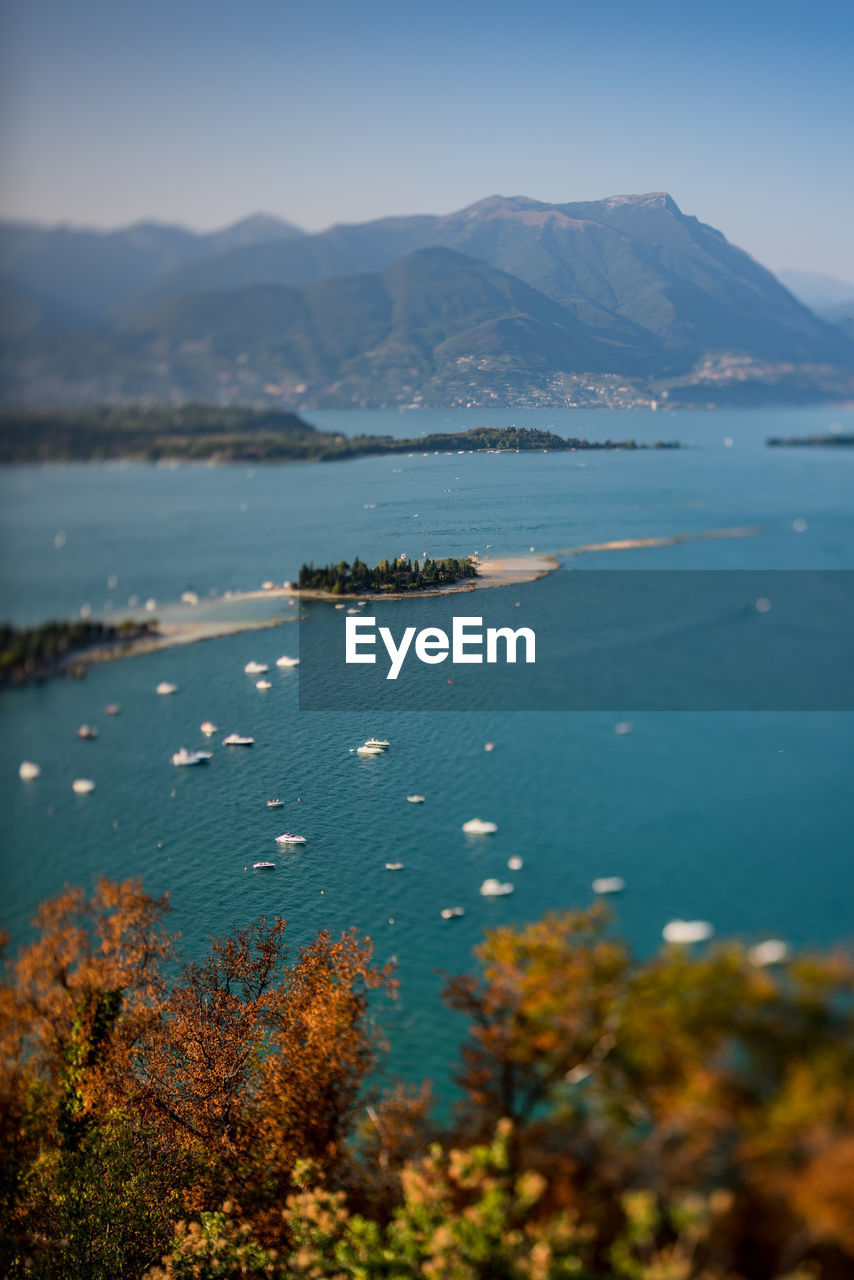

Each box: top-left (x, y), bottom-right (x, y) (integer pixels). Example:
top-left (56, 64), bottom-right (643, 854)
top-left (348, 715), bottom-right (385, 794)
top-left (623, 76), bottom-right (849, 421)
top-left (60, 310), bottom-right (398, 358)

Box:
top-left (592, 876), bottom-right (625, 894)
top-left (275, 832), bottom-right (306, 845)
top-left (463, 818), bottom-right (497, 835)
top-left (479, 879), bottom-right (513, 896)
top-left (223, 733), bottom-right (254, 746)
top-left (171, 748), bottom-right (212, 767)
top-left (662, 919), bottom-right (713, 944)
top-left (156, 682), bottom-right (178, 695)
top-left (72, 778), bottom-right (95, 794)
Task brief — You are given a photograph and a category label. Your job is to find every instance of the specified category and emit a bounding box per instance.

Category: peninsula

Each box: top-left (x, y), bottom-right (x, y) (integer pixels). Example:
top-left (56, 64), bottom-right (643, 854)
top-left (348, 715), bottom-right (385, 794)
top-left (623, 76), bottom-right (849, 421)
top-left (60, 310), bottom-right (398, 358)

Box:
top-left (0, 407), bottom-right (679, 464)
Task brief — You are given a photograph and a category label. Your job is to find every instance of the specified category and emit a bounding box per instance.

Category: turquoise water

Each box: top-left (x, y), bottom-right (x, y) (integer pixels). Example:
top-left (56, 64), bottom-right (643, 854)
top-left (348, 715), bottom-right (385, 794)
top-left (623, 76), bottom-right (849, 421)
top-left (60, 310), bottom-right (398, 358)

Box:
top-left (2, 406), bottom-right (853, 1092)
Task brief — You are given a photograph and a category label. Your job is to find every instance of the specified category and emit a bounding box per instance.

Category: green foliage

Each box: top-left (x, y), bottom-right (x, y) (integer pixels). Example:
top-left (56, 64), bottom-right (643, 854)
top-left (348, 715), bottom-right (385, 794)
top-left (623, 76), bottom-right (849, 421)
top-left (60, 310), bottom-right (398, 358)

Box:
top-left (298, 554), bottom-right (478, 594)
top-left (0, 618), bottom-right (155, 686)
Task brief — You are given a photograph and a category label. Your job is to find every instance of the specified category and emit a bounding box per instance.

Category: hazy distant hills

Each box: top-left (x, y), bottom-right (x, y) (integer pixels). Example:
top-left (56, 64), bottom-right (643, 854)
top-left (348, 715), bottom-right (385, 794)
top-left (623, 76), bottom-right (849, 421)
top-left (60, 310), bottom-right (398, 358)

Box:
top-left (777, 270), bottom-right (854, 344)
top-left (2, 194), bottom-right (853, 408)
top-left (776, 269), bottom-right (854, 313)
top-left (0, 213), bottom-right (304, 328)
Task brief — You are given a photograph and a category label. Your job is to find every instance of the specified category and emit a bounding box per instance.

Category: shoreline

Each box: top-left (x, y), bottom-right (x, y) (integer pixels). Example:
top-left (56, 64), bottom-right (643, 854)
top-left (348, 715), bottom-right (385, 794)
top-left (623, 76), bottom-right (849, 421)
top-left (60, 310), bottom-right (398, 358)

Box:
top-left (16, 526), bottom-right (763, 678)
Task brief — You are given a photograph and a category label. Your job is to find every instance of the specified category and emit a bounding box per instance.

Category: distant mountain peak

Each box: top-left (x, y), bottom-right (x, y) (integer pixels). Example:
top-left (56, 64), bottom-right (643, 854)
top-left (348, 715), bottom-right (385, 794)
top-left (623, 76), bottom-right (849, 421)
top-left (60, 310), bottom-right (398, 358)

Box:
top-left (602, 191), bottom-right (679, 211)
top-left (217, 212), bottom-right (304, 236)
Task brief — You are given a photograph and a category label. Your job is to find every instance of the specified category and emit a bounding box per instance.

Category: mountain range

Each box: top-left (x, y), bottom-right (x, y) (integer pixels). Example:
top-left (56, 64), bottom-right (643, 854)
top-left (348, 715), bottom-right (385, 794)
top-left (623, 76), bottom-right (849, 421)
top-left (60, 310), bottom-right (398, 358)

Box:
top-left (2, 194), bottom-right (853, 408)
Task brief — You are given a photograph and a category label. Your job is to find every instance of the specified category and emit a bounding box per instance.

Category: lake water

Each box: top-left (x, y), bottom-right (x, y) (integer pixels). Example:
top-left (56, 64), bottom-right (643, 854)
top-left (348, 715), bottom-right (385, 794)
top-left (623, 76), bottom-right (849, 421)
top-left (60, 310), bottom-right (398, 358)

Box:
top-left (2, 406), bottom-right (853, 1094)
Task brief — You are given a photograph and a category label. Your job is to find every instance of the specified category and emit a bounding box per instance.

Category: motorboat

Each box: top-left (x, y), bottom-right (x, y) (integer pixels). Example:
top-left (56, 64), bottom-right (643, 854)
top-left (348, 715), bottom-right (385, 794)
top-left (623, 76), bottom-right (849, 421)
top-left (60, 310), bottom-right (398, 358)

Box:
top-left (364, 738), bottom-right (389, 749)
top-left (266, 799), bottom-right (284, 809)
top-left (77, 724), bottom-right (98, 740)
top-left (256, 679), bottom-right (272, 689)
top-left (223, 733), bottom-right (254, 746)
top-left (508, 856), bottom-right (524, 871)
top-left (662, 919), bottom-right (714, 944)
top-left (244, 661), bottom-right (269, 675)
top-left (275, 832), bottom-right (306, 845)
top-left (19, 761), bottom-right (41, 781)
top-left (479, 879), bottom-right (513, 896)
top-left (614, 721), bottom-right (634, 736)
top-left (253, 861), bottom-right (276, 870)
top-left (385, 862), bottom-right (404, 871)
top-left (72, 778), bottom-right (96, 794)
top-left (406, 795), bottom-right (425, 803)
top-left (441, 907), bottom-right (465, 919)
top-left (104, 704), bottom-right (121, 716)
top-left (276, 655), bottom-right (300, 667)
top-left (171, 748), bottom-right (212, 767)
top-left (357, 745), bottom-right (384, 756)
top-left (592, 876), bottom-right (625, 895)
top-left (463, 818), bottom-right (497, 835)
top-left (748, 939), bottom-right (789, 967)
top-left (156, 682), bottom-right (178, 695)
top-left (200, 721), bottom-right (218, 736)
top-left (484, 742), bottom-right (495, 752)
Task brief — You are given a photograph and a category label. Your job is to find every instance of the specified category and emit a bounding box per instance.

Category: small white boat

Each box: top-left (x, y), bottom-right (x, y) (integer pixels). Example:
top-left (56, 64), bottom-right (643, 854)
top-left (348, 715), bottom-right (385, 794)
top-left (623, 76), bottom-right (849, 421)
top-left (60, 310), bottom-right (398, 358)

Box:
top-left (364, 738), bottom-right (389, 749)
top-left (181, 591), bottom-right (199, 605)
top-left (256, 679), bottom-right (272, 689)
top-left (275, 832), bottom-right (306, 845)
top-left (441, 906), bottom-right (465, 919)
top-left (156, 682), bottom-right (178, 695)
top-left (463, 818), bottom-right (498, 835)
top-left (407, 794), bottom-right (425, 803)
top-left (357, 745), bottom-right (384, 756)
top-left (244, 661), bottom-right (269, 675)
top-left (480, 879), bottom-right (513, 896)
top-left (663, 919), bottom-right (714, 944)
top-left (266, 799), bottom-right (284, 809)
top-left (253, 860), bottom-right (276, 870)
top-left (171, 748), bottom-right (212, 767)
top-left (614, 721), bottom-right (634, 736)
top-left (77, 724), bottom-right (98, 740)
top-left (508, 856), bottom-right (524, 871)
top-left (484, 741), bottom-right (495, 752)
top-left (592, 876), bottom-right (625, 895)
top-left (104, 703), bottom-right (121, 716)
top-left (223, 733), bottom-right (254, 747)
top-left (200, 721), bottom-right (218, 736)
top-left (385, 862), bottom-right (404, 871)
top-left (276, 655), bottom-right (300, 667)
top-left (19, 760), bottom-right (41, 781)
top-left (72, 778), bottom-right (95, 794)
top-left (748, 939), bottom-right (790, 967)
top-left (261, 580), bottom-right (275, 590)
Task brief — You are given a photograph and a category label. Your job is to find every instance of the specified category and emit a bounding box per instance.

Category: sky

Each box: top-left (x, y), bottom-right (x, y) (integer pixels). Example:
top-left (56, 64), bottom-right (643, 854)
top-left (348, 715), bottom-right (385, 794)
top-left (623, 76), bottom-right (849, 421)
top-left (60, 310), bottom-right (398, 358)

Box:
top-left (1, 0), bottom-right (852, 277)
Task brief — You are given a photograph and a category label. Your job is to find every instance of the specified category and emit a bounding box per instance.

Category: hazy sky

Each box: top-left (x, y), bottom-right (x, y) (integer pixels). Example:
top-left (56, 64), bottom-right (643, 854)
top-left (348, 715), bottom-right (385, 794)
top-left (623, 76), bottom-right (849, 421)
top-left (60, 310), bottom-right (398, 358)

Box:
top-left (1, 0), bottom-right (852, 277)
